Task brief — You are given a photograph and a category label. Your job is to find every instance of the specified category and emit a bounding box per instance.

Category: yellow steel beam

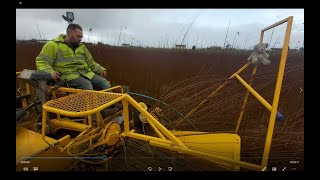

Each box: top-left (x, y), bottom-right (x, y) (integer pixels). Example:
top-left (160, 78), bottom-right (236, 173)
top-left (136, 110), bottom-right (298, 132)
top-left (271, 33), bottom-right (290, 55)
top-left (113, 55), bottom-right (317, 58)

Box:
top-left (261, 17), bottom-right (291, 32)
top-left (234, 74), bottom-right (273, 112)
top-left (87, 114), bottom-right (93, 126)
top-left (261, 16), bottom-right (293, 168)
top-left (235, 66), bottom-right (257, 133)
top-left (170, 130), bottom-right (210, 136)
top-left (54, 87), bottom-right (84, 93)
top-left (95, 111), bottom-right (104, 127)
top-left (149, 140), bottom-right (262, 171)
top-left (26, 83), bottom-right (30, 94)
top-left (230, 62), bottom-right (251, 79)
top-left (67, 131), bottom-right (102, 150)
top-left (57, 135), bottom-right (71, 147)
top-left (62, 126), bottom-right (96, 151)
top-left (123, 131), bottom-right (173, 145)
top-left (260, 31), bottom-right (264, 43)
top-left (124, 94), bottom-right (187, 148)
top-left (122, 99), bottom-right (130, 134)
top-left (50, 119), bottom-right (89, 132)
top-left (100, 85), bottom-right (124, 93)
top-left (21, 98), bottom-right (28, 109)
top-left (41, 110), bottom-right (48, 140)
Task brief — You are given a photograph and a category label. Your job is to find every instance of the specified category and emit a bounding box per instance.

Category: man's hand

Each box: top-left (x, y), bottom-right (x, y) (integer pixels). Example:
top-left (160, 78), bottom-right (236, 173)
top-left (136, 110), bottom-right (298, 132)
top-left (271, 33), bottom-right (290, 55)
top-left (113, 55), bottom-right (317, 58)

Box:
top-left (51, 72), bottom-right (61, 81)
top-left (100, 70), bottom-right (107, 77)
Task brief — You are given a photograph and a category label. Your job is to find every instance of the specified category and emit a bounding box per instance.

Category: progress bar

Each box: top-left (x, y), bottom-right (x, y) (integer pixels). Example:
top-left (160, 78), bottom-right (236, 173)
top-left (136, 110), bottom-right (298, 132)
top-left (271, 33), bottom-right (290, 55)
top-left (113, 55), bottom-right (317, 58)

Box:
top-left (22, 155), bottom-right (108, 160)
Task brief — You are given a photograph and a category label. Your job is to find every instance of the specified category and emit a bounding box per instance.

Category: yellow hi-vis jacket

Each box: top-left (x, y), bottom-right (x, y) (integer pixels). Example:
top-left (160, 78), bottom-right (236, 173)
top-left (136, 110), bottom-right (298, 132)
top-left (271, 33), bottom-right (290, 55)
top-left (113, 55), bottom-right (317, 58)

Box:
top-left (35, 34), bottom-right (106, 81)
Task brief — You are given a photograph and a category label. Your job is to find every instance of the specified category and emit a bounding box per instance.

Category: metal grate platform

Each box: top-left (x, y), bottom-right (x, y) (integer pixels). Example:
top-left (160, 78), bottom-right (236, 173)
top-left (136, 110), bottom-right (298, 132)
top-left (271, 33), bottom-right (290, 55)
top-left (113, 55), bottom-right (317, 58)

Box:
top-left (45, 91), bottom-right (122, 112)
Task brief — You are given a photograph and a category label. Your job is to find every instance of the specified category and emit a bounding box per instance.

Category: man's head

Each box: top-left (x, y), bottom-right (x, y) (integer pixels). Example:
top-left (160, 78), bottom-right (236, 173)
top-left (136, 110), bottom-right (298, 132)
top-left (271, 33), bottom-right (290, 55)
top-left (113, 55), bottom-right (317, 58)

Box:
top-left (65, 24), bottom-right (83, 47)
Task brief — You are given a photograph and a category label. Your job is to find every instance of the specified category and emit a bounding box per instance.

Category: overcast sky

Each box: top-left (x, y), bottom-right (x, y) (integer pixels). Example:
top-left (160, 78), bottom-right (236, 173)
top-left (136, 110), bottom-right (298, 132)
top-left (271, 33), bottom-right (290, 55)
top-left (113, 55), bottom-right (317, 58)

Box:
top-left (16, 9), bottom-right (304, 49)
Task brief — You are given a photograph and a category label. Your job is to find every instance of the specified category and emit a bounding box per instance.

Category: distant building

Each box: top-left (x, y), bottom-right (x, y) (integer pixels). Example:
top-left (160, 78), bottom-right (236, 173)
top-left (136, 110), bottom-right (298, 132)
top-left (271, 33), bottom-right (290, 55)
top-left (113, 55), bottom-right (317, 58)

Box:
top-left (207, 46), bottom-right (222, 50)
top-left (271, 47), bottom-right (303, 55)
top-left (271, 48), bottom-right (282, 52)
top-left (175, 44), bottom-right (186, 49)
top-left (122, 43), bottom-right (130, 47)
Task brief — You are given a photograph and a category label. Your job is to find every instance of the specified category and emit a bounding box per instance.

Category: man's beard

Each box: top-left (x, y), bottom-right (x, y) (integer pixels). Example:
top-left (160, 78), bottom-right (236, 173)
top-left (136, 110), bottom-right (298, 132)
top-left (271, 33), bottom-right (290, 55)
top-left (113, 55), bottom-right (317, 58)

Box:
top-left (71, 41), bottom-right (80, 48)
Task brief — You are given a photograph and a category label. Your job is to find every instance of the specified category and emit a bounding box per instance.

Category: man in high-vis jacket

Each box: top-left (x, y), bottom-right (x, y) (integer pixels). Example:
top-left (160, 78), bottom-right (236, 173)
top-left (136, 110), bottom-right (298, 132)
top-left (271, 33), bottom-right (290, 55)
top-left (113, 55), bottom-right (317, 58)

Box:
top-left (36, 23), bottom-right (111, 90)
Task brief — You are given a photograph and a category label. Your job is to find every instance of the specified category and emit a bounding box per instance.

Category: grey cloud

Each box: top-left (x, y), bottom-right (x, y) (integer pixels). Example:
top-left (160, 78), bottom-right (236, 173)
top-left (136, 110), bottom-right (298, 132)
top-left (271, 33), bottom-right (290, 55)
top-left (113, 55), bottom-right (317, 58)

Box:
top-left (16, 9), bottom-right (304, 49)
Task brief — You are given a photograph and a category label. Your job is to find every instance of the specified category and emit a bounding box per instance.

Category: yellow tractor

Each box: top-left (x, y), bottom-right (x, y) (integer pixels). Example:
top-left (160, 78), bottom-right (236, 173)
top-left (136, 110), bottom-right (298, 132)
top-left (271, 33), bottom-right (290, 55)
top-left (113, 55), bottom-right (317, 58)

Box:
top-left (16, 16), bottom-right (293, 172)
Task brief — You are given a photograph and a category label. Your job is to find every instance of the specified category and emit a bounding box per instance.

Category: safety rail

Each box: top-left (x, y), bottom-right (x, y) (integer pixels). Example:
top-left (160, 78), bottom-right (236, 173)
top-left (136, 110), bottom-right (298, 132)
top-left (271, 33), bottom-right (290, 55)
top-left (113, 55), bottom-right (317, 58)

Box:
top-left (51, 83), bottom-right (124, 98)
top-left (41, 90), bottom-right (124, 138)
top-left (100, 85), bottom-right (124, 93)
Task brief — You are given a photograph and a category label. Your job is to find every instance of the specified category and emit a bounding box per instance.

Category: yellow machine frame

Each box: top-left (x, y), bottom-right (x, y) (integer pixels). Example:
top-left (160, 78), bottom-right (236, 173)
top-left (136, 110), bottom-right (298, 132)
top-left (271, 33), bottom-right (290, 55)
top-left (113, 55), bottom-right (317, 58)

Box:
top-left (16, 16), bottom-right (293, 171)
